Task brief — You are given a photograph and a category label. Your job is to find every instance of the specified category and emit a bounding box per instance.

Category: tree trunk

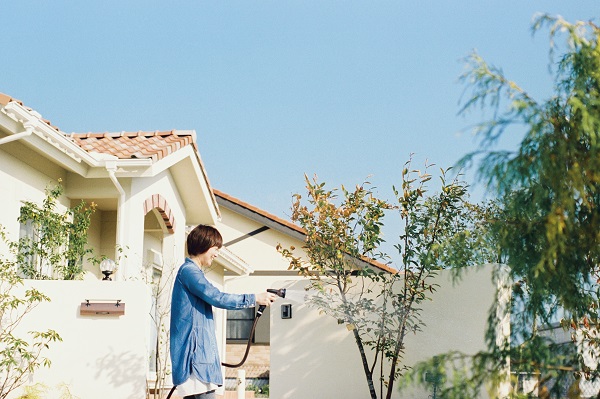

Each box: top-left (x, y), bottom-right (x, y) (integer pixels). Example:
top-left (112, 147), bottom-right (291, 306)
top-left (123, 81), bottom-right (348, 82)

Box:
top-left (385, 321), bottom-right (408, 399)
top-left (339, 278), bottom-right (378, 399)
top-left (352, 326), bottom-right (378, 399)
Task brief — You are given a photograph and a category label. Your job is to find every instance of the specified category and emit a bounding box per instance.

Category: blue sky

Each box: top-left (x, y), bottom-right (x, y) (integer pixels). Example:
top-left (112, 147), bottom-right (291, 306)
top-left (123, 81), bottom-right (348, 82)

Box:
top-left (1, 1), bottom-right (597, 259)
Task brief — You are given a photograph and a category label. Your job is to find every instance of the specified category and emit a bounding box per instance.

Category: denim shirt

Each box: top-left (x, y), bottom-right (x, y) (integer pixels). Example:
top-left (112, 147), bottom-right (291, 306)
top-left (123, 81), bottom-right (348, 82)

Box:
top-left (170, 258), bottom-right (256, 386)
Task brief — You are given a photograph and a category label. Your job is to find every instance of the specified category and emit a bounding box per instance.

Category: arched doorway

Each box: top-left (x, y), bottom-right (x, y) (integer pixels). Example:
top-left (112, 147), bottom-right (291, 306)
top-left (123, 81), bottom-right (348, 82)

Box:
top-left (142, 194), bottom-right (177, 393)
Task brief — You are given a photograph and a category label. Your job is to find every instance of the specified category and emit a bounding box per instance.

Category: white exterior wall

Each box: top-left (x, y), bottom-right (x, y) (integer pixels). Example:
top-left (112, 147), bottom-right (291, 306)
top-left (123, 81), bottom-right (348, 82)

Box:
top-left (0, 148), bottom-right (68, 245)
top-left (8, 280), bottom-right (151, 399)
top-left (1, 131), bottom-right (215, 396)
top-left (217, 207), bottom-right (303, 273)
top-left (218, 207), bottom-right (307, 343)
top-left (0, 151), bottom-right (190, 282)
top-left (124, 171), bottom-right (187, 280)
top-left (270, 265), bottom-right (507, 399)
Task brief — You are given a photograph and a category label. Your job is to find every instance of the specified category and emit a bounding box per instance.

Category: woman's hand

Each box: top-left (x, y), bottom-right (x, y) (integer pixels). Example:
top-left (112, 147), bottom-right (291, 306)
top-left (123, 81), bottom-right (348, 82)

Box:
top-left (255, 292), bottom-right (278, 306)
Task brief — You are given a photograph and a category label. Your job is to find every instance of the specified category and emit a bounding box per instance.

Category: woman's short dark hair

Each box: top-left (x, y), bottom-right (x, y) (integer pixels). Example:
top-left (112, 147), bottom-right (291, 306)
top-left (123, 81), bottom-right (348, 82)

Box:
top-left (187, 225), bottom-right (223, 256)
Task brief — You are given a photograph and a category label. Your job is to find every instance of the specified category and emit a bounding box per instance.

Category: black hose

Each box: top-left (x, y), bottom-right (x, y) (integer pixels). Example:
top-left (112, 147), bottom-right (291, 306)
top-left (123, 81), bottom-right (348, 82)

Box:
top-left (166, 308), bottom-right (265, 399)
top-left (221, 312), bottom-right (262, 368)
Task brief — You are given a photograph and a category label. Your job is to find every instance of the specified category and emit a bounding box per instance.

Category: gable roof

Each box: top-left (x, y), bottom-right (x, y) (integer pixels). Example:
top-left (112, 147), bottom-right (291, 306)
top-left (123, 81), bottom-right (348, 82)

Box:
top-left (69, 130), bottom-right (220, 222)
top-left (0, 93), bottom-right (60, 132)
top-left (214, 189), bottom-right (305, 240)
top-left (0, 92), bottom-right (219, 223)
top-left (213, 189), bottom-right (397, 274)
top-left (0, 93), bottom-right (22, 106)
top-left (0, 93), bottom-right (202, 166)
top-left (68, 131), bottom-right (196, 162)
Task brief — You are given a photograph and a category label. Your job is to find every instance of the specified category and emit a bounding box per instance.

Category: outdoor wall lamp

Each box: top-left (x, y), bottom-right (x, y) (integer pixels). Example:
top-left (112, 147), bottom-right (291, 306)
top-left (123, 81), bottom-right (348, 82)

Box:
top-left (99, 259), bottom-right (116, 281)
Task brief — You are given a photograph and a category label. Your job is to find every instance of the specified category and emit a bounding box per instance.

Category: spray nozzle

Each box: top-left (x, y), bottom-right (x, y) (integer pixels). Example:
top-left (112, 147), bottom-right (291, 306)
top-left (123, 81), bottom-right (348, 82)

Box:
top-left (266, 288), bottom-right (286, 298)
top-left (257, 288), bottom-right (286, 315)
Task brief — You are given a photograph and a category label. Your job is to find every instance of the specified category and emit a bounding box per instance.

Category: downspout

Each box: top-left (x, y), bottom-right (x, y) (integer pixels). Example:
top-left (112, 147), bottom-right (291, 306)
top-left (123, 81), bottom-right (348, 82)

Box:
top-left (106, 161), bottom-right (126, 281)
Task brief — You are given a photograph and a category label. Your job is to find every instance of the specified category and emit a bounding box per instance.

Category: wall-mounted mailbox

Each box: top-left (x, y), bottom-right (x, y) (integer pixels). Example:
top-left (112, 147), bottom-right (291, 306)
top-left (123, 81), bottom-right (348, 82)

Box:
top-left (281, 304), bottom-right (292, 319)
top-left (80, 300), bottom-right (125, 316)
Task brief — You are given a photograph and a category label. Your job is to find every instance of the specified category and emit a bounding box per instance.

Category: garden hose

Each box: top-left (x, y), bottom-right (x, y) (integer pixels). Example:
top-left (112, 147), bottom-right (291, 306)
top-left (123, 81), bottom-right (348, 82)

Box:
top-left (166, 289), bottom-right (285, 399)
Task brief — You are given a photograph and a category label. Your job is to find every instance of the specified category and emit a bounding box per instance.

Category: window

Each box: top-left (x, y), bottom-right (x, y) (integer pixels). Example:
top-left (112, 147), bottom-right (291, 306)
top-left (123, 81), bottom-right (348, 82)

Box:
top-left (18, 218), bottom-right (54, 278)
top-left (226, 308), bottom-right (255, 341)
top-left (19, 218), bottom-right (37, 275)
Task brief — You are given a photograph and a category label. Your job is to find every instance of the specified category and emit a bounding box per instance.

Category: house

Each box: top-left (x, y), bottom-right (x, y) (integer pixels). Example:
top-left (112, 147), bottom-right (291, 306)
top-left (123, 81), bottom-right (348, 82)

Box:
top-left (0, 93), bottom-right (251, 398)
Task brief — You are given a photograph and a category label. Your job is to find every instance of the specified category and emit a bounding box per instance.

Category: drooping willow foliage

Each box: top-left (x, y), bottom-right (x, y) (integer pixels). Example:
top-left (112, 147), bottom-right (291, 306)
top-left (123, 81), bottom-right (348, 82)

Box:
top-left (407, 14), bottom-right (600, 399)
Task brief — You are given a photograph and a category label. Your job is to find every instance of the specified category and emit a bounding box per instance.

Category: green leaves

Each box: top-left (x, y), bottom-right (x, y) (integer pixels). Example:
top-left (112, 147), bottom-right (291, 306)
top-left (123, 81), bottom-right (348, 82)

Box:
top-left (451, 14), bottom-right (600, 397)
top-left (0, 251), bottom-right (62, 398)
top-left (279, 158), bottom-right (495, 398)
top-left (288, 174), bottom-right (392, 283)
top-left (16, 181), bottom-right (96, 280)
top-left (0, 180), bottom-right (96, 398)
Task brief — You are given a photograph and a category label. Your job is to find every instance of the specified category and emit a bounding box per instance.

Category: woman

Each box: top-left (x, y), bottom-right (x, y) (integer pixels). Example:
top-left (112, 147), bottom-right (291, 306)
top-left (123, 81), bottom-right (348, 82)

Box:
top-left (170, 224), bottom-right (277, 399)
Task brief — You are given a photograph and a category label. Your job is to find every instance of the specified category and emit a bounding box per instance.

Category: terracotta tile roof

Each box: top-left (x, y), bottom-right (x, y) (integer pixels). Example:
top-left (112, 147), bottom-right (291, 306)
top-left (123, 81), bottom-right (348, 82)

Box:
top-left (0, 92), bottom-right (60, 131)
top-left (68, 130), bottom-right (219, 216)
top-left (213, 189), bottom-right (398, 274)
top-left (68, 131), bottom-right (196, 162)
top-left (213, 189), bottom-right (305, 235)
top-left (0, 93), bottom-right (193, 160)
top-left (0, 93), bottom-right (24, 107)
top-left (1, 92), bottom-right (218, 217)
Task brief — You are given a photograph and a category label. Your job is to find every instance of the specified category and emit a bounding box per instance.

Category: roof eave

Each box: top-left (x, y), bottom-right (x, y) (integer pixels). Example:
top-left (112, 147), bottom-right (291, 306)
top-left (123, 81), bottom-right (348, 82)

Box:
top-left (0, 101), bottom-right (147, 176)
top-left (216, 247), bottom-right (254, 276)
top-left (213, 189), bottom-right (305, 242)
top-left (153, 144), bottom-right (220, 225)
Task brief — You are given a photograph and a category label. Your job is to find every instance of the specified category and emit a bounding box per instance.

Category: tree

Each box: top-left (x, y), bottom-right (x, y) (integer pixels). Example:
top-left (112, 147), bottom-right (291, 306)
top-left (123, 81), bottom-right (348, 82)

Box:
top-left (143, 261), bottom-right (176, 399)
top-left (0, 181), bottom-right (98, 398)
top-left (0, 231), bottom-right (61, 398)
top-left (418, 14), bottom-right (600, 398)
top-left (279, 158), bottom-right (497, 399)
top-left (17, 181), bottom-right (97, 280)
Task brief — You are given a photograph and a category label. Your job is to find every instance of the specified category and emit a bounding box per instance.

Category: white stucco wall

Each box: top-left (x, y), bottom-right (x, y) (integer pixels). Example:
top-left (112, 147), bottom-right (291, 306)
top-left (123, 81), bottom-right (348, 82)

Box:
top-left (0, 148), bottom-right (68, 241)
top-left (217, 207), bottom-right (306, 273)
top-left (65, 168), bottom-right (189, 282)
top-left (219, 207), bottom-right (308, 344)
top-left (270, 265), bottom-right (507, 399)
top-left (7, 280), bottom-right (151, 399)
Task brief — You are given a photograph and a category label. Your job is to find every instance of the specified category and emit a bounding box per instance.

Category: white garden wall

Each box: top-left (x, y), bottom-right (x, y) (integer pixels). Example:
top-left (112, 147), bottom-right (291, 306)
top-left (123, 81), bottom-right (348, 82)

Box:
top-left (8, 280), bottom-right (151, 399)
top-left (270, 265), bottom-right (508, 399)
